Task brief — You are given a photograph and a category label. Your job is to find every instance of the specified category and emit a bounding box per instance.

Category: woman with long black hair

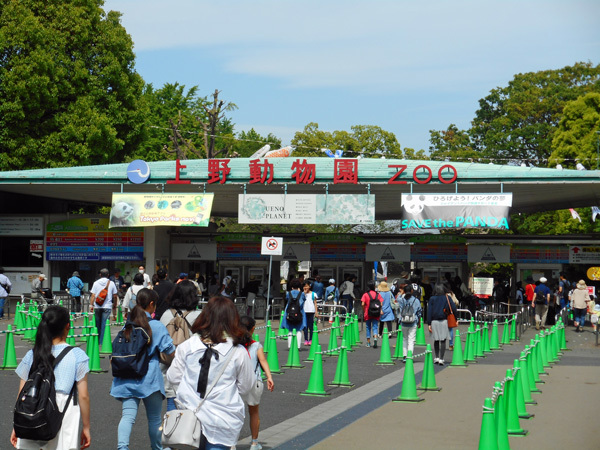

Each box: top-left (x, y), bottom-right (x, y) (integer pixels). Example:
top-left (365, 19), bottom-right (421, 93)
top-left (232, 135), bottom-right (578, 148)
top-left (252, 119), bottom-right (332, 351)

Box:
top-left (167, 296), bottom-right (254, 449)
top-left (11, 305), bottom-right (91, 449)
top-left (111, 288), bottom-right (175, 449)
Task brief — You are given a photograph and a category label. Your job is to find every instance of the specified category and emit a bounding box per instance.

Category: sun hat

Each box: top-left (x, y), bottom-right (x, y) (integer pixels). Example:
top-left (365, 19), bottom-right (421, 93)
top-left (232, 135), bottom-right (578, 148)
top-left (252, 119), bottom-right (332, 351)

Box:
top-left (72, 271), bottom-right (80, 277)
top-left (539, 277), bottom-right (547, 283)
top-left (576, 279), bottom-right (587, 289)
top-left (378, 281), bottom-right (390, 292)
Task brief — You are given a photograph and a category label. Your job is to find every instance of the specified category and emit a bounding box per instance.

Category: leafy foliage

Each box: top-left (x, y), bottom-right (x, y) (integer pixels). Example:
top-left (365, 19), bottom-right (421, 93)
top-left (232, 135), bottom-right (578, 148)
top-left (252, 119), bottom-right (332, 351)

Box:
top-left (291, 122), bottom-right (410, 158)
top-left (470, 62), bottom-right (600, 164)
top-left (550, 92), bottom-right (600, 169)
top-left (509, 208), bottom-right (600, 234)
top-left (0, 0), bottom-right (146, 170)
top-left (230, 129), bottom-right (282, 158)
top-left (428, 124), bottom-right (479, 161)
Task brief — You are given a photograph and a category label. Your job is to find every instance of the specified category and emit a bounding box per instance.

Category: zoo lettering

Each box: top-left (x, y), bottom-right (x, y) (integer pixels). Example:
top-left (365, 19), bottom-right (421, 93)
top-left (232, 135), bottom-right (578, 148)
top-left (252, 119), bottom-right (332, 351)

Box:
top-left (165, 159), bottom-right (458, 185)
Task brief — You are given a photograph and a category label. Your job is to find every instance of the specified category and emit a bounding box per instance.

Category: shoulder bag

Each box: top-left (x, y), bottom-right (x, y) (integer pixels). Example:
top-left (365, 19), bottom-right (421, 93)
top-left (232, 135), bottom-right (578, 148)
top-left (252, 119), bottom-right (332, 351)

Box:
top-left (95, 279), bottom-right (110, 306)
top-left (161, 345), bottom-right (235, 450)
top-left (445, 295), bottom-right (458, 329)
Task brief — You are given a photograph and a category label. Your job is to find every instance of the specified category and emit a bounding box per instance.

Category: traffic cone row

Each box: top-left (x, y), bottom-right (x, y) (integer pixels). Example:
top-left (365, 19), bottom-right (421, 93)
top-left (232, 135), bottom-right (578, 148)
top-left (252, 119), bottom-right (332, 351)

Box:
top-left (478, 321), bottom-right (567, 448)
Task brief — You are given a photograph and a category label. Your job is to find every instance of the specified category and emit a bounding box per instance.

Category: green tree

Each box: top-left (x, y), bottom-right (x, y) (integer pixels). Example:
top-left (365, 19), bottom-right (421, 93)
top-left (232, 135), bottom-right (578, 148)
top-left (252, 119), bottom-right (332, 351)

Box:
top-left (291, 122), bottom-right (405, 158)
top-left (137, 83), bottom-right (208, 161)
top-left (509, 208), bottom-right (600, 235)
top-left (470, 62), bottom-right (600, 164)
top-left (0, 0), bottom-right (146, 170)
top-left (230, 129), bottom-right (282, 158)
top-left (549, 92), bottom-right (600, 169)
top-left (428, 124), bottom-right (479, 161)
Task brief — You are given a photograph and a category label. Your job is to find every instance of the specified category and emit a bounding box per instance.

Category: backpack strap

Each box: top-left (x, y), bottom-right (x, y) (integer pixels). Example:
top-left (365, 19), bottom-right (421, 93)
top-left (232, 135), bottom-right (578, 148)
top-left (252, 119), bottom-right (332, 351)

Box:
top-left (53, 346), bottom-right (79, 407)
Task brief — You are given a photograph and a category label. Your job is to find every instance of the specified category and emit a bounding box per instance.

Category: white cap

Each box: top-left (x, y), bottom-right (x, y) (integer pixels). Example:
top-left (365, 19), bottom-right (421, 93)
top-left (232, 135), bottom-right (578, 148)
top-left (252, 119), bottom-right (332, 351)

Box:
top-left (39, 274), bottom-right (46, 279)
top-left (329, 278), bottom-right (335, 284)
top-left (539, 277), bottom-right (547, 283)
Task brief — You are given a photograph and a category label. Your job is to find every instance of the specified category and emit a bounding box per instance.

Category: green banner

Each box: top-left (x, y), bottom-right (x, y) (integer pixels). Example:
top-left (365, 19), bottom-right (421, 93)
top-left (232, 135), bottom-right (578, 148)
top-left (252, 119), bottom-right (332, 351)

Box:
top-left (110, 193), bottom-right (214, 228)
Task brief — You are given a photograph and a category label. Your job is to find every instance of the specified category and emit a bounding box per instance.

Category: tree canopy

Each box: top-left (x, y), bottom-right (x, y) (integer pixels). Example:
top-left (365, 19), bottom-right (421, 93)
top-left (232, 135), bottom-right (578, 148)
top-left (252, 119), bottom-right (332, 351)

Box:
top-left (549, 92), bottom-right (600, 169)
top-left (429, 62), bottom-right (600, 165)
top-left (291, 122), bottom-right (425, 159)
top-left (0, 0), bottom-right (146, 170)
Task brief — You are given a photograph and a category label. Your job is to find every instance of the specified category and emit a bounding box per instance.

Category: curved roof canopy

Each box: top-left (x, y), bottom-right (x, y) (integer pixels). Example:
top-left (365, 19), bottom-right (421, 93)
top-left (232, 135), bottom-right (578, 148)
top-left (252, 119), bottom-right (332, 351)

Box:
top-left (0, 158), bottom-right (598, 219)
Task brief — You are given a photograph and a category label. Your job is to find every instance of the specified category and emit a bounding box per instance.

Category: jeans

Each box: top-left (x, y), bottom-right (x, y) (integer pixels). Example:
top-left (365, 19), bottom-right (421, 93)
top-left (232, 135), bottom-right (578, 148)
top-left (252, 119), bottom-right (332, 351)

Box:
top-left (574, 308), bottom-right (587, 327)
top-left (95, 308), bottom-right (111, 345)
top-left (166, 397), bottom-right (176, 411)
top-left (0, 297), bottom-right (5, 318)
top-left (449, 327), bottom-right (455, 346)
top-left (341, 294), bottom-right (353, 315)
top-left (117, 391), bottom-right (164, 450)
top-left (304, 313), bottom-right (315, 341)
top-left (365, 319), bottom-right (378, 339)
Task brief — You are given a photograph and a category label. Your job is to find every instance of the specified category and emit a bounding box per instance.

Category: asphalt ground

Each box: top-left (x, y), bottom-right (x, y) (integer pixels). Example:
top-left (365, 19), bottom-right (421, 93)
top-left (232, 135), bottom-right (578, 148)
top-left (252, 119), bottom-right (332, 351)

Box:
top-left (1, 312), bottom-right (598, 449)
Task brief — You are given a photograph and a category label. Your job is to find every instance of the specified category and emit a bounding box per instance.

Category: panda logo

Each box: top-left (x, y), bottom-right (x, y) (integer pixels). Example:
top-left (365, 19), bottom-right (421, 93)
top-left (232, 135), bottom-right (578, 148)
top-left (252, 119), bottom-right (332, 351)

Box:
top-left (110, 201), bottom-right (135, 226)
top-left (403, 194), bottom-right (426, 215)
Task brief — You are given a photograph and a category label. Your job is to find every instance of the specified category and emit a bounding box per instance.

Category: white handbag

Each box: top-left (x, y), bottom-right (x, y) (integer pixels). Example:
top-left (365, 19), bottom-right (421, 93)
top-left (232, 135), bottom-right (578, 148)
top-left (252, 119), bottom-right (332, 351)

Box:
top-left (161, 347), bottom-right (235, 449)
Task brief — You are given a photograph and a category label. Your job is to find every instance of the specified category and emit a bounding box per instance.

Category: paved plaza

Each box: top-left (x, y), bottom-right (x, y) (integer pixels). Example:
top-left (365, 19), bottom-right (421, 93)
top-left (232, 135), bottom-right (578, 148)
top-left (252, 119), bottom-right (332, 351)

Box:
top-left (0, 311), bottom-right (598, 449)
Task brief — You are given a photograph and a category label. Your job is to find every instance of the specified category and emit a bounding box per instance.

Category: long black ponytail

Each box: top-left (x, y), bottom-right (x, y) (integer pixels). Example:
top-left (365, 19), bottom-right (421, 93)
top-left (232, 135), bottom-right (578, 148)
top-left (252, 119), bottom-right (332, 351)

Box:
top-left (31, 306), bottom-right (70, 373)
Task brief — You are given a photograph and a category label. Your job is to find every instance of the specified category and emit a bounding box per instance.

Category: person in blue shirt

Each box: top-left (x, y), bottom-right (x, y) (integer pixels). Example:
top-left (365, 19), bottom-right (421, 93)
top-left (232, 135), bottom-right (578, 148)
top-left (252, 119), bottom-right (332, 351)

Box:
top-left (311, 275), bottom-right (325, 300)
top-left (12, 305), bottom-right (91, 449)
top-left (66, 271), bottom-right (84, 313)
top-left (324, 278), bottom-right (340, 323)
top-left (533, 277), bottom-right (551, 330)
top-left (110, 288), bottom-right (175, 450)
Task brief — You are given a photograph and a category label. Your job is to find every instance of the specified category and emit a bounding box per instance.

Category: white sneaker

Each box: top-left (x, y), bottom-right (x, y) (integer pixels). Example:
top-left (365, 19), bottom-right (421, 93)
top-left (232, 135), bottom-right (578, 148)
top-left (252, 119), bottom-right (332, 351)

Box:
top-left (433, 357), bottom-right (440, 364)
top-left (438, 359), bottom-right (445, 366)
top-left (250, 443), bottom-right (263, 450)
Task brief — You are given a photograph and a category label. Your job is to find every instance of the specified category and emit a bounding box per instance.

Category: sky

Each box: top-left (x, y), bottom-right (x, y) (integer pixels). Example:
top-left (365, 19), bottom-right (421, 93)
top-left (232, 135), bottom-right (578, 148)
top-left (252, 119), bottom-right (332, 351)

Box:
top-left (104, 0), bottom-right (599, 152)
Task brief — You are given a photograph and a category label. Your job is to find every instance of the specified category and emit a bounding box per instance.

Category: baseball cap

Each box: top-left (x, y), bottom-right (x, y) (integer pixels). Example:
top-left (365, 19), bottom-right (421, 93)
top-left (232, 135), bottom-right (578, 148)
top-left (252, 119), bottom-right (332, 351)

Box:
top-left (539, 277), bottom-right (547, 283)
top-left (39, 274), bottom-right (46, 279)
top-left (329, 278), bottom-right (335, 284)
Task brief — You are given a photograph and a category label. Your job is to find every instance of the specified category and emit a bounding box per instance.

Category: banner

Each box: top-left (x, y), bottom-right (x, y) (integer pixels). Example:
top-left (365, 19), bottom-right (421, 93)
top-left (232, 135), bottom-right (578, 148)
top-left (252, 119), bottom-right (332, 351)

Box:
top-left (110, 193), bottom-right (214, 228)
top-left (400, 193), bottom-right (512, 230)
top-left (238, 194), bottom-right (374, 224)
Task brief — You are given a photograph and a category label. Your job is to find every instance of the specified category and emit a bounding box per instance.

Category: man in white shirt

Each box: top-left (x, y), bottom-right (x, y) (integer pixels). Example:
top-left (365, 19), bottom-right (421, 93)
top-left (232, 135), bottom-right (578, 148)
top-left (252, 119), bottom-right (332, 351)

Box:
top-left (139, 265), bottom-right (152, 287)
top-left (0, 267), bottom-right (12, 320)
top-left (90, 268), bottom-right (118, 346)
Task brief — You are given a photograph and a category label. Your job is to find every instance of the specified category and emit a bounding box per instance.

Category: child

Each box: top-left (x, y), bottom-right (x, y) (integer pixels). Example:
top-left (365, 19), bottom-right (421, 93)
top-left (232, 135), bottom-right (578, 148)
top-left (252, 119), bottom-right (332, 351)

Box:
top-left (11, 305), bottom-right (91, 449)
top-left (240, 316), bottom-right (275, 450)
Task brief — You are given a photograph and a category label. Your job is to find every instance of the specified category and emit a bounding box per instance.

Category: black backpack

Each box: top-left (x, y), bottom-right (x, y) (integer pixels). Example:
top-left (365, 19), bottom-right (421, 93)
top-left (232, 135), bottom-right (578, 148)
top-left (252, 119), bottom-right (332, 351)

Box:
top-left (534, 291), bottom-right (546, 305)
top-left (14, 346), bottom-right (76, 441)
top-left (286, 291), bottom-right (302, 324)
top-left (367, 292), bottom-right (382, 317)
top-left (110, 321), bottom-right (152, 379)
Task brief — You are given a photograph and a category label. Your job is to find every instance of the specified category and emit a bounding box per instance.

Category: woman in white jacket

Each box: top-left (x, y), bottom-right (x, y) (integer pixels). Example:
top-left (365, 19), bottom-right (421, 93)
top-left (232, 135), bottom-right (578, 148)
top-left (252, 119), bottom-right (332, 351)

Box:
top-left (167, 296), bottom-right (254, 449)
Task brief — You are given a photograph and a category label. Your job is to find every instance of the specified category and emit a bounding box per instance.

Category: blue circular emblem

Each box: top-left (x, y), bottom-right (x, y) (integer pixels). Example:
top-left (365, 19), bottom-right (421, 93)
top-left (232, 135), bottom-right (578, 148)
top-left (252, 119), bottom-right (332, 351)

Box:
top-left (127, 160), bottom-right (150, 184)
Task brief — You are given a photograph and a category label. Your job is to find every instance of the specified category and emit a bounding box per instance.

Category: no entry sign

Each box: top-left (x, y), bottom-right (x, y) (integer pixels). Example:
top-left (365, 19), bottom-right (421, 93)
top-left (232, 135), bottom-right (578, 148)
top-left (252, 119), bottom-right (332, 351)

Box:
top-left (262, 237), bottom-right (283, 255)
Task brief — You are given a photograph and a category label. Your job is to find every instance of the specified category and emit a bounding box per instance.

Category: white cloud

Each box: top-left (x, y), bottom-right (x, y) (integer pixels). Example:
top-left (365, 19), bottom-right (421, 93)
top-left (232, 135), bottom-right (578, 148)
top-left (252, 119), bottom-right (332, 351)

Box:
top-left (105, 0), bottom-right (599, 92)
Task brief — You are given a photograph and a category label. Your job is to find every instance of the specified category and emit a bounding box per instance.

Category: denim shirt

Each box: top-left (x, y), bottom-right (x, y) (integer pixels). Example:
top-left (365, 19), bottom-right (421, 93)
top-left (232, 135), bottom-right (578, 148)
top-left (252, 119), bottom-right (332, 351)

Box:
top-left (110, 312), bottom-right (175, 399)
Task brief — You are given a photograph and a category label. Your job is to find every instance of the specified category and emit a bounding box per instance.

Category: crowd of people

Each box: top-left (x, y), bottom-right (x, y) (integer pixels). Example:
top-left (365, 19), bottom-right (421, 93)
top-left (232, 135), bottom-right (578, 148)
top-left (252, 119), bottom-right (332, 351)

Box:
top-left (6, 265), bottom-right (598, 449)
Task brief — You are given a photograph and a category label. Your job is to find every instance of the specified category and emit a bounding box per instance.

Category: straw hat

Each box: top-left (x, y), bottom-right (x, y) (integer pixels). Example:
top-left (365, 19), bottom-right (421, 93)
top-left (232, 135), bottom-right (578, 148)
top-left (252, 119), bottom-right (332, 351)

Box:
top-left (576, 279), bottom-right (587, 289)
top-left (378, 281), bottom-right (390, 292)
